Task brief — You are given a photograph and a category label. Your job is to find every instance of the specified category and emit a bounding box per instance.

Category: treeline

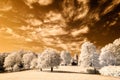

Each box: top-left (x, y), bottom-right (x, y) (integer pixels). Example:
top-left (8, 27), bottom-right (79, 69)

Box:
top-left (0, 38), bottom-right (120, 77)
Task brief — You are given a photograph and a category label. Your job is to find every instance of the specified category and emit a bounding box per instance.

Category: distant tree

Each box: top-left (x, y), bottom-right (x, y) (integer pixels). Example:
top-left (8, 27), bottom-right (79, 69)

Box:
top-left (60, 50), bottom-right (71, 66)
top-left (22, 51), bottom-right (37, 69)
top-left (38, 48), bottom-right (61, 72)
top-left (71, 53), bottom-right (79, 65)
top-left (78, 42), bottom-right (99, 68)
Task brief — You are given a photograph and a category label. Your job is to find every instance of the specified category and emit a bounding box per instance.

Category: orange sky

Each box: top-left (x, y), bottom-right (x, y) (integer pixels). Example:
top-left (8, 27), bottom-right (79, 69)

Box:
top-left (0, 0), bottom-right (120, 53)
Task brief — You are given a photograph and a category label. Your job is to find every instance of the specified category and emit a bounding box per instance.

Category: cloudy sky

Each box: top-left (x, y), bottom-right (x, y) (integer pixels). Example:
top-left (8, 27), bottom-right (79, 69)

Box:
top-left (0, 0), bottom-right (120, 53)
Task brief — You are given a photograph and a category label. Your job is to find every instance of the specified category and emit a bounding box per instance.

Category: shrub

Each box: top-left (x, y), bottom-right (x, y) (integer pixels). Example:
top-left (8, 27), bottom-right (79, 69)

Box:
top-left (79, 67), bottom-right (98, 74)
top-left (99, 66), bottom-right (120, 77)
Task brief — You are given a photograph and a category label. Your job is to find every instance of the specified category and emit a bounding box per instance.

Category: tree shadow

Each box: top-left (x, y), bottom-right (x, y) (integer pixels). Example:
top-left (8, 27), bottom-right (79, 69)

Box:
top-left (41, 70), bottom-right (100, 75)
top-left (43, 70), bottom-right (80, 74)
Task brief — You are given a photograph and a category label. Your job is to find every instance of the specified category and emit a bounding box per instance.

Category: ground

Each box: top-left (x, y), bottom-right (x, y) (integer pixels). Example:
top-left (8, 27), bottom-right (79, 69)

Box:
top-left (0, 66), bottom-right (119, 80)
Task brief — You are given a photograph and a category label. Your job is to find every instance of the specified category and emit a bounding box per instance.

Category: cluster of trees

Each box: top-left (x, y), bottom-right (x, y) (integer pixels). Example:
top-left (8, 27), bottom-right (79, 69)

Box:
top-left (79, 38), bottom-right (120, 68)
top-left (0, 49), bottom-right (72, 72)
top-left (0, 38), bottom-right (120, 73)
top-left (0, 50), bottom-right (38, 72)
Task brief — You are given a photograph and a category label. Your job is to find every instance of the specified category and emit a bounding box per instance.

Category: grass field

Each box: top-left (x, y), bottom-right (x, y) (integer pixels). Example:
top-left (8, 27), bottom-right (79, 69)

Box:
top-left (0, 66), bottom-right (119, 80)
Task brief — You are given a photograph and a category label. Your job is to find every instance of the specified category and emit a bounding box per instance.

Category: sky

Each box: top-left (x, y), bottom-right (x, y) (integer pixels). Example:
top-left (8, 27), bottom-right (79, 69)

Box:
top-left (0, 0), bottom-right (120, 53)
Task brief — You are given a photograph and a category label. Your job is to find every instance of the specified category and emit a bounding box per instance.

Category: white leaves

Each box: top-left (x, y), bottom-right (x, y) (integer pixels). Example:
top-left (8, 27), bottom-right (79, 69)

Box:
top-left (99, 38), bottom-right (120, 66)
top-left (99, 66), bottom-right (120, 77)
top-left (38, 48), bottom-right (61, 69)
top-left (22, 52), bottom-right (37, 69)
top-left (79, 42), bottom-right (99, 68)
top-left (99, 50), bottom-right (115, 67)
top-left (60, 51), bottom-right (72, 65)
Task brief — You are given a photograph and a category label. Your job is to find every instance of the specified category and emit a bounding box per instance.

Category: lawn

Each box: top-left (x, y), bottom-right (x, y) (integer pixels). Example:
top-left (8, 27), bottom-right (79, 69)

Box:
top-left (0, 66), bottom-right (119, 80)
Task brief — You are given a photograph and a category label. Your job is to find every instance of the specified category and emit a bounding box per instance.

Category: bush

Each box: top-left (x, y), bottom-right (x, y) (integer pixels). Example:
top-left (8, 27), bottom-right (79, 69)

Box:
top-left (99, 66), bottom-right (120, 77)
top-left (79, 67), bottom-right (98, 74)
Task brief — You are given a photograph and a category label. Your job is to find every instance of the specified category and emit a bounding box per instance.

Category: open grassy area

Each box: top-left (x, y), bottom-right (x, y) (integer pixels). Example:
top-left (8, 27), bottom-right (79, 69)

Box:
top-left (0, 66), bottom-right (119, 80)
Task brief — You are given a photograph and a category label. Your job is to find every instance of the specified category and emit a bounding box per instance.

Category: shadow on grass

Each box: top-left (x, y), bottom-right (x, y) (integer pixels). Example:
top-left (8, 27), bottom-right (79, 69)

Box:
top-left (42, 70), bottom-right (80, 74)
top-left (41, 70), bottom-right (100, 75)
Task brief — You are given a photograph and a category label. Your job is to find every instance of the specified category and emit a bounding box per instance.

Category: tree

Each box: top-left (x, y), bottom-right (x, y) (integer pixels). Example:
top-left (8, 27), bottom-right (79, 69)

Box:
top-left (4, 52), bottom-right (22, 71)
top-left (4, 51), bottom-right (23, 72)
top-left (99, 38), bottom-right (120, 66)
top-left (38, 48), bottom-right (61, 72)
top-left (99, 50), bottom-right (115, 67)
top-left (22, 51), bottom-right (37, 69)
top-left (113, 38), bottom-right (120, 65)
top-left (30, 58), bottom-right (38, 69)
top-left (60, 50), bottom-right (71, 66)
top-left (72, 53), bottom-right (79, 65)
top-left (78, 42), bottom-right (99, 68)
top-left (0, 53), bottom-right (8, 72)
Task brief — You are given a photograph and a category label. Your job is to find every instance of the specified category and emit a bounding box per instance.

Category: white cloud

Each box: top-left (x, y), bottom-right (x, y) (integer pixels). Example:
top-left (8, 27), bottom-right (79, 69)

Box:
top-left (26, 19), bottom-right (43, 26)
top-left (71, 26), bottom-right (89, 37)
top-left (25, 0), bottom-right (53, 7)
top-left (19, 26), bottom-right (34, 31)
top-left (25, 38), bottom-right (33, 42)
top-left (38, 0), bottom-right (53, 6)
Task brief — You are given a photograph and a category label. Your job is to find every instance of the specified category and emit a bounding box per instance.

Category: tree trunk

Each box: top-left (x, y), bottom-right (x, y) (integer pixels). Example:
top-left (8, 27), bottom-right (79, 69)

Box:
top-left (51, 67), bottom-right (53, 72)
top-left (40, 68), bottom-right (42, 71)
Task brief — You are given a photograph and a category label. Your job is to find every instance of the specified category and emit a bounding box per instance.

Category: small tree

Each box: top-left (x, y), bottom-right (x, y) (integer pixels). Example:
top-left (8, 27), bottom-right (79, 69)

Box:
top-left (78, 42), bottom-right (99, 68)
top-left (38, 48), bottom-right (61, 72)
top-left (60, 51), bottom-right (71, 66)
top-left (72, 53), bottom-right (79, 65)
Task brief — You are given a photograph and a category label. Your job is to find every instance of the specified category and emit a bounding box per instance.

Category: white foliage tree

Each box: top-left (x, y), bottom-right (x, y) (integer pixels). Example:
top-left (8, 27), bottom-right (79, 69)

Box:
top-left (99, 50), bottom-right (115, 67)
top-left (60, 51), bottom-right (71, 66)
top-left (99, 66), bottom-right (120, 77)
top-left (30, 58), bottom-right (38, 69)
top-left (38, 48), bottom-right (61, 72)
top-left (99, 38), bottom-right (120, 66)
top-left (0, 53), bottom-right (8, 72)
top-left (78, 42), bottom-right (99, 68)
top-left (22, 51), bottom-right (37, 69)
top-left (4, 51), bottom-right (23, 72)
top-left (113, 38), bottom-right (120, 65)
